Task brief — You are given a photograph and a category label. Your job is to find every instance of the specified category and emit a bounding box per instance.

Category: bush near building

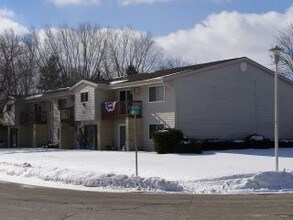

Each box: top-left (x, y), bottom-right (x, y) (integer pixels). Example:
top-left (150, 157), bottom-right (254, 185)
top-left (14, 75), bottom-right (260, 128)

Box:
top-left (152, 128), bottom-right (202, 154)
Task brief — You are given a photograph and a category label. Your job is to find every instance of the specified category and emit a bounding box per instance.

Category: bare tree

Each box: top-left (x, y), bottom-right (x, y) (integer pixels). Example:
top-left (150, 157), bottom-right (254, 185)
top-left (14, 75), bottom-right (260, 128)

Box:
top-left (158, 56), bottom-right (193, 70)
top-left (18, 30), bottom-right (39, 95)
top-left (38, 23), bottom-right (109, 88)
top-left (0, 30), bottom-right (21, 115)
top-left (106, 27), bottom-right (161, 78)
top-left (277, 23), bottom-right (293, 79)
top-left (0, 29), bottom-right (40, 114)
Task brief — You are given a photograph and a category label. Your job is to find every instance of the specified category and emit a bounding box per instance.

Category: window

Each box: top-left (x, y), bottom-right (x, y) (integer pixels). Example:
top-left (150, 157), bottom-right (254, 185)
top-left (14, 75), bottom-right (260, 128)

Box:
top-left (149, 86), bottom-right (164, 102)
top-left (58, 99), bottom-right (67, 110)
top-left (119, 90), bottom-right (133, 101)
top-left (80, 92), bottom-right (88, 103)
top-left (149, 124), bottom-right (164, 139)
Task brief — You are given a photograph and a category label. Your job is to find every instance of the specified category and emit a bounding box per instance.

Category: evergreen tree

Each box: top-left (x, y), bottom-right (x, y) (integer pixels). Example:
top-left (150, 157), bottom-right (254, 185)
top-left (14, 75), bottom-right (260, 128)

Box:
top-left (38, 55), bottom-right (61, 91)
top-left (126, 64), bottom-right (138, 77)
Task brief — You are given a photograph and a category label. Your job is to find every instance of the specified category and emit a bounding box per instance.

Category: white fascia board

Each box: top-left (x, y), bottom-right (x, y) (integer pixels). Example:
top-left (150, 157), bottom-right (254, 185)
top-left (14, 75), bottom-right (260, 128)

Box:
top-left (69, 80), bottom-right (98, 91)
top-left (109, 78), bottom-right (164, 90)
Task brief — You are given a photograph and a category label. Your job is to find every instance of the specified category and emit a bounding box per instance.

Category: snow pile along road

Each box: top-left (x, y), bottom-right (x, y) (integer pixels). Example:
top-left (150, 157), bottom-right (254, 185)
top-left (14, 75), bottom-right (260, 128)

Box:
top-left (184, 171), bottom-right (293, 194)
top-left (0, 148), bottom-right (292, 194)
top-left (0, 161), bottom-right (183, 192)
top-left (240, 171), bottom-right (293, 191)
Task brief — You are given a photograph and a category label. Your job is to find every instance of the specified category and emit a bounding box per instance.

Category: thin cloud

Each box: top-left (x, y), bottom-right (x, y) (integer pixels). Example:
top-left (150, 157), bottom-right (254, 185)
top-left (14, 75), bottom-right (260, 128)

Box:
top-left (212, 0), bottom-right (232, 3)
top-left (118, 0), bottom-right (171, 6)
top-left (0, 8), bottom-right (15, 17)
top-left (47, 0), bottom-right (101, 6)
top-left (156, 7), bottom-right (293, 68)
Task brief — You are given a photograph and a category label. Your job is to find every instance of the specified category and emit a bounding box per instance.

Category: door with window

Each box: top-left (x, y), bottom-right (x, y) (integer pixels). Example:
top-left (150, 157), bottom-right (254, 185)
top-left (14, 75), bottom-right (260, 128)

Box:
top-left (118, 124), bottom-right (126, 151)
top-left (84, 125), bottom-right (97, 150)
top-left (10, 128), bottom-right (18, 147)
top-left (119, 90), bottom-right (133, 115)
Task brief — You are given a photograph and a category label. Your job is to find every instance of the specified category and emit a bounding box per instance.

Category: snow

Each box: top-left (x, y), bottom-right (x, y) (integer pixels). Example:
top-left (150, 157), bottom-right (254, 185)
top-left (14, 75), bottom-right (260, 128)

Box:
top-left (0, 148), bottom-right (292, 194)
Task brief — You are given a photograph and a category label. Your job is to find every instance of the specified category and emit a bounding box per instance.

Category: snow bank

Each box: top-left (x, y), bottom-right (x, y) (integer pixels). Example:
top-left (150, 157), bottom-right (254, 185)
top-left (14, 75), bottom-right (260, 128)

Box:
top-left (0, 148), bottom-right (292, 194)
top-left (0, 162), bottom-right (183, 192)
top-left (240, 171), bottom-right (293, 191)
top-left (183, 171), bottom-right (293, 194)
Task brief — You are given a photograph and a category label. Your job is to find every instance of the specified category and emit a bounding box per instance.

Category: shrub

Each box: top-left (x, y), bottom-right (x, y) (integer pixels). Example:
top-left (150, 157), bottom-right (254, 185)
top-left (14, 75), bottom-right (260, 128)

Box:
top-left (245, 134), bottom-right (272, 149)
top-left (174, 138), bottom-right (202, 154)
top-left (201, 139), bottom-right (247, 151)
top-left (280, 139), bottom-right (293, 148)
top-left (152, 128), bottom-right (183, 154)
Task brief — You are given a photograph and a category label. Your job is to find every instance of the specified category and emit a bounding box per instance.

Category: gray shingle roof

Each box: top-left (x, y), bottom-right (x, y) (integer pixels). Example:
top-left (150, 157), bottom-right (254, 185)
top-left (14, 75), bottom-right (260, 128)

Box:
top-left (110, 57), bottom-right (244, 84)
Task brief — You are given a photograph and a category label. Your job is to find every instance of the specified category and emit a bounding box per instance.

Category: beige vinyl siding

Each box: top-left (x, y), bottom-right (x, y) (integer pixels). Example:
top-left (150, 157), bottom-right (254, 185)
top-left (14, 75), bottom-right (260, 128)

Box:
top-left (52, 99), bottom-right (60, 144)
top-left (135, 84), bottom-right (175, 151)
top-left (175, 61), bottom-right (293, 140)
top-left (95, 89), bottom-right (114, 150)
top-left (95, 89), bottom-right (113, 120)
top-left (75, 85), bottom-right (95, 121)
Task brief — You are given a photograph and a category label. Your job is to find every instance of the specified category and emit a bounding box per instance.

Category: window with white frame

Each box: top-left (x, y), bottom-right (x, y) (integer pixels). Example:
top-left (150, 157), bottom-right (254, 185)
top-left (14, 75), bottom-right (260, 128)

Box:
top-left (149, 86), bottom-right (164, 102)
top-left (80, 92), bottom-right (88, 103)
top-left (149, 124), bottom-right (164, 139)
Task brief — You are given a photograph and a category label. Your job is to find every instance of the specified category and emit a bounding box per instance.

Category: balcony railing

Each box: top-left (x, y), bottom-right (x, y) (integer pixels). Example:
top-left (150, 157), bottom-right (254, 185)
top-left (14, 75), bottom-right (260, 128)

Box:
top-left (102, 101), bottom-right (142, 119)
top-left (20, 111), bottom-right (47, 124)
top-left (60, 107), bottom-right (74, 122)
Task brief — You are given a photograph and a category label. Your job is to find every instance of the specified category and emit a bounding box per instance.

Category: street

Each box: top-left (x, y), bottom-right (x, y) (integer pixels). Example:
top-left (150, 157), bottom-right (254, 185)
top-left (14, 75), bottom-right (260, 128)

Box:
top-left (0, 181), bottom-right (292, 220)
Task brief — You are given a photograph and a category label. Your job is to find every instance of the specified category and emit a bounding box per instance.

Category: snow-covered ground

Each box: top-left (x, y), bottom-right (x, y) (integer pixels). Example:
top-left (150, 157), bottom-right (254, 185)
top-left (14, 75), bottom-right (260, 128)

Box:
top-left (0, 148), bottom-right (292, 194)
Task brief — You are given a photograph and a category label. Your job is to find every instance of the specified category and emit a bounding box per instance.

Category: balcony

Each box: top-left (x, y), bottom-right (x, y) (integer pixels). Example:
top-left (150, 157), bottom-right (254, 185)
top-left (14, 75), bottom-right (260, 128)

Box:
top-left (102, 101), bottom-right (142, 119)
top-left (60, 107), bottom-right (74, 122)
top-left (20, 111), bottom-right (47, 124)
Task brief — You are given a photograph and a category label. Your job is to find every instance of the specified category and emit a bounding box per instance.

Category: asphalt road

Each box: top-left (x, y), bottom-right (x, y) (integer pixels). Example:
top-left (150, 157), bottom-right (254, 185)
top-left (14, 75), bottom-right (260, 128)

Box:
top-left (0, 181), bottom-right (292, 220)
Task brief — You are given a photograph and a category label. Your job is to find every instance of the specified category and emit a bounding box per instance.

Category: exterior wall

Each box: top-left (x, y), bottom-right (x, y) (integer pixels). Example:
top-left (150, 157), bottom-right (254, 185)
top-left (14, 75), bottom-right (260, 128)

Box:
top-left (0, 100), bottom-right (15, 147)
top-left (52, 100), bottom-right (60, 145)
top-left (0, 101), bottom-right (15, 126)
top-left (95, 89), bottom-right (114, 120)
top-left (19, 124), bottom-right (33, 147)
top-left (75, 84), bottom-right (96, 121)
top-left (99, 120), bottom-right (115, 150)
top-left (174, 61), bottom-right (293, 140)
top-left (60, 122), bottom-right (75, 149)
top-left (134, 84), bottom-right (176, 151)
top-left (35, 124), bottom-right (48, 147)
top-left (126, 117), bottom-right (143, 151)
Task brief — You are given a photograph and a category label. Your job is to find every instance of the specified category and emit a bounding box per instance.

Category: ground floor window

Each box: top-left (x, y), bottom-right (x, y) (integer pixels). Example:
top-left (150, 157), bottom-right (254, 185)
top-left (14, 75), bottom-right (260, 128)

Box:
top-left (149, 124), bottom-right (164, 139)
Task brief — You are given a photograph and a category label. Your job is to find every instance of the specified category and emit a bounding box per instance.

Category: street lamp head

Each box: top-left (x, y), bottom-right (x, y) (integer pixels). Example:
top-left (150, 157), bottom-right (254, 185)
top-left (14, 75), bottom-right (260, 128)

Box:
top-left (269, 46), bottom-right (283, 64)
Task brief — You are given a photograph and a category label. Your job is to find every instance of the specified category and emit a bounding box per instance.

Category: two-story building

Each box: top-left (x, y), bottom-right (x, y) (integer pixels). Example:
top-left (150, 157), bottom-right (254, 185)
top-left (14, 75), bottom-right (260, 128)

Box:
top-left (3, 57), bottom-right (293, 151)
top-left (0, 97), bottom-right (17, 148)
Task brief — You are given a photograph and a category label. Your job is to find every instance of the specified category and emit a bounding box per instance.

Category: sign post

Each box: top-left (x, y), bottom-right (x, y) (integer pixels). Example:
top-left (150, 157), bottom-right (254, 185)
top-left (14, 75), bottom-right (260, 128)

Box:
top-left (134, 113), bottom-right (138, 177)
top-left (128, 102), bottom-right (141, 177)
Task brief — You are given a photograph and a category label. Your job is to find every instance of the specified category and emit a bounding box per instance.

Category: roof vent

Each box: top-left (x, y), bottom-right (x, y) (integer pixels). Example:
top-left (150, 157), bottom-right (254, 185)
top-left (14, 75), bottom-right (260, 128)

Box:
top-left (240, 62), bottom-right (247, 72)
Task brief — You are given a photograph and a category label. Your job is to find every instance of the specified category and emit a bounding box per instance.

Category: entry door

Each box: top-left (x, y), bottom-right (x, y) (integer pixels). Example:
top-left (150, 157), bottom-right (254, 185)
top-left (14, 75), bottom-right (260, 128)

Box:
top-left (118, 124), bottom-right (126, 151)
top-left (84, 125), bottom-right (97, 150)
top-left (10, 128), bottom-right (18, 147)
top-left (119, 90), bottom-right (133, 115)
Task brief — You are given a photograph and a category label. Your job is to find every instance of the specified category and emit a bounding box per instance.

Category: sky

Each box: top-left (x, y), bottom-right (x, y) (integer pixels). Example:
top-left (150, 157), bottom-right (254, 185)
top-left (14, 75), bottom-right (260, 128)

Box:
top-left (0, 0), bottom-right (293, 68)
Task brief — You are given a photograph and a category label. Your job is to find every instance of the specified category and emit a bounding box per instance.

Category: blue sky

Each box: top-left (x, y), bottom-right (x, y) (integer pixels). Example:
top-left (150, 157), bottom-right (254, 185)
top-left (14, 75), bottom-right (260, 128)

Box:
top-left (0, 0), bottom-right (293, 67)
top-left (1, 0), bottom-right (291, 36)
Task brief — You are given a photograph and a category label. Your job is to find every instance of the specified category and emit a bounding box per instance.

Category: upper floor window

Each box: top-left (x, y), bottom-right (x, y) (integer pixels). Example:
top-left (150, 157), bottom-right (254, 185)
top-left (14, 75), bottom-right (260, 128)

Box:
top-left (80, 92), bottom-right (88, 103)
top-left (149, 86), bottom-right (165, 102)
top-left (119, 90), bottom-right (133, 102)
top-left (58, 99), bottom-right (67, 110)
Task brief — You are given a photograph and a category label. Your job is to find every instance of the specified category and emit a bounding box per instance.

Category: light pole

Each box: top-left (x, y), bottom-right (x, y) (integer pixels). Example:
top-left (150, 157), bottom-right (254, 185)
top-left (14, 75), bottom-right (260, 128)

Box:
top-left (269, 46), bottom-right (282, 172)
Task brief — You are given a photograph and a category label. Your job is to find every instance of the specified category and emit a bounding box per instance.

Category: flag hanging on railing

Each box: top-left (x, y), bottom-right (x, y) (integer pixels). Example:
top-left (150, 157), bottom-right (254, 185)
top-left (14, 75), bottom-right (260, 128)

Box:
top-left (104, 101), bottom-right (117, 112)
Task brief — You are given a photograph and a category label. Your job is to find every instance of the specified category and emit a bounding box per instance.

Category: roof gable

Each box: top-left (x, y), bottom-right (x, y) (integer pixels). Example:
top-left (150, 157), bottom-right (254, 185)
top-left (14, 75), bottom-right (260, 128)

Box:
top-left (70, 80), bottom-right (98, 91)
